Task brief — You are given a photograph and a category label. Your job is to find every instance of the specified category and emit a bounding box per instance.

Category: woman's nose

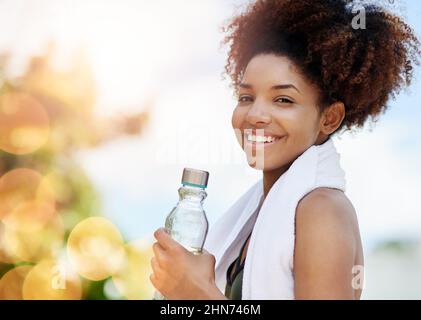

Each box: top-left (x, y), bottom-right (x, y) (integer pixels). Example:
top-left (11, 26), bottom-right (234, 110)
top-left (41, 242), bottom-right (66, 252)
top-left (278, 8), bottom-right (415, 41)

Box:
top-left (246, 101), bottom-right (271, 125)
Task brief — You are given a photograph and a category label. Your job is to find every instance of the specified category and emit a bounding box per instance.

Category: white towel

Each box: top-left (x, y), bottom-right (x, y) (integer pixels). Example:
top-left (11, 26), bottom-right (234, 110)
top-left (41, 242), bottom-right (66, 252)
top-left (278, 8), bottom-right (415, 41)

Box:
top-left (203, 137), bottom-right (346, 299)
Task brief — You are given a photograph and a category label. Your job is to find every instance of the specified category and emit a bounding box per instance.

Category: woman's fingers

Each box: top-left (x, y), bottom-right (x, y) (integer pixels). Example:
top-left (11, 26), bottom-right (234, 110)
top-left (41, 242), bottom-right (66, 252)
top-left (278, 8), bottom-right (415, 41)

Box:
top-left (149, 273), bottom-right (162, 292)
top-left (153, 228), bottom-right (176, 250)
top-left (153, 228), bottom-right (187, 254)
top-left (152, 241), bottom-right (168, 267)
top-left (151, 256), bottom-right (169, 293)
top-left (150, 256), bottom-right (164, 276)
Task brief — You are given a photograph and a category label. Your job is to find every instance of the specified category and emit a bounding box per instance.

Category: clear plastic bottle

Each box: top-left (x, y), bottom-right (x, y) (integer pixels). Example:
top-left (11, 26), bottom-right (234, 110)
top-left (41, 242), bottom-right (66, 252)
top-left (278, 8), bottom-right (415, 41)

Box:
top-left (153, 168), bottom-right (210, 300)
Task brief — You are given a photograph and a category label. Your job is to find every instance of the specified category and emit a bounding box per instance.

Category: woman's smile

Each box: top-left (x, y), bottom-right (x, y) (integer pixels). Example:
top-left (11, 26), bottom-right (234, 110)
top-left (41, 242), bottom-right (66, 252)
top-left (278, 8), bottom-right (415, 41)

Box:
top-left (243, 131), bottom-right (286, 151)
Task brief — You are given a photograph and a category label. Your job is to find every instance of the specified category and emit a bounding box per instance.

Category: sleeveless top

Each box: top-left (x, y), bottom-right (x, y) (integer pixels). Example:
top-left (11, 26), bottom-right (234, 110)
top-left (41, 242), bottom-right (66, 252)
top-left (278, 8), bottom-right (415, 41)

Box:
top-left (224, 231), bottom-right (252, 300)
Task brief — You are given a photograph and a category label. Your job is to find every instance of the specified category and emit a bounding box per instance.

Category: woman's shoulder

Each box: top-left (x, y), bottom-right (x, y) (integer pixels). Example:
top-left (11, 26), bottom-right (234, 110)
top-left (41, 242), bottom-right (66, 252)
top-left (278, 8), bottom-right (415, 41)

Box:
top-left (295, 187), bottom-right (359, 243)
top-left (294, 187), bottom-right (363, 299)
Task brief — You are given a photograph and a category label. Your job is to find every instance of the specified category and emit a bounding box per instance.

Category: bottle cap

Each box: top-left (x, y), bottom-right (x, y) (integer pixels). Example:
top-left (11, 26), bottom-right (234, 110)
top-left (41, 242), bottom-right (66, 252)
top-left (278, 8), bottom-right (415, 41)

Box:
top-left (181, 168), bottom-right (209, 189)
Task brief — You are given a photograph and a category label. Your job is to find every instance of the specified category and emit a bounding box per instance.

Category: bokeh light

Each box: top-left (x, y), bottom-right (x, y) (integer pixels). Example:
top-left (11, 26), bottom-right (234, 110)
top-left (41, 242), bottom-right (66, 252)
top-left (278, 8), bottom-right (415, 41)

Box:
top-left (0, 92), bottom-right (50, 155)
top-left (3, 200), bottom-right (56, 233)
top-left (112, 239), bottom-right (155, 300)
top-left (37, 171), bottom-right (72, 207)
top-left (67, 217), bottom-right (126, 281)
top-left (0, 167), bottom-right (62, 264)
top-left (0, 168), bottom-right (44, 220)
top-left (1, 1), bottom-right (151, 300)
top-left (0, 215), bottom-right (64, 264)
top-left (0, 265), bottom-right (33, 300)
top-left (22, 259), bottom-right (82, 300)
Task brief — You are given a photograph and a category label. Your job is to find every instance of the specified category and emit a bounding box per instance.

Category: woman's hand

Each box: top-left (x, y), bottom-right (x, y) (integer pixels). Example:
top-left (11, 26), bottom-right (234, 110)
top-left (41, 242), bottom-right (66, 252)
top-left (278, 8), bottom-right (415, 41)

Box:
top-left (150, 227), bottom-right (226, 300)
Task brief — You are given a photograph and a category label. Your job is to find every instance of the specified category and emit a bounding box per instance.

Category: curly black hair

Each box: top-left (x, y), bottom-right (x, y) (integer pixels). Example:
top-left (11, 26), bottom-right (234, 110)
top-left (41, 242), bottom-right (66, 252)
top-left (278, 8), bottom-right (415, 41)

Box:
top-left (221, 0), bottom-right (420, 135)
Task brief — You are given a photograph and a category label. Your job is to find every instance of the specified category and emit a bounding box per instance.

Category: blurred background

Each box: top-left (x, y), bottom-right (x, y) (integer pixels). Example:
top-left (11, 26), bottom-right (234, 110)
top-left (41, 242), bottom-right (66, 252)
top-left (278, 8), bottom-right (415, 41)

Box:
top-left (0, 0), bottom-right (420, 300)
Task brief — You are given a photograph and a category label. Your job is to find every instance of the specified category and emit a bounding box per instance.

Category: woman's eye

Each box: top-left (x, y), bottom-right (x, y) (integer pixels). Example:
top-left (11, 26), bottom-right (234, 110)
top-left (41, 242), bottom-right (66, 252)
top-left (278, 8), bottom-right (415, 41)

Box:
top-left (238, 96), bottom-right (252, 103)
top-left (275, 97), bottom-right (293, 104)
top-left (237, 96), bottom-right (293, 104)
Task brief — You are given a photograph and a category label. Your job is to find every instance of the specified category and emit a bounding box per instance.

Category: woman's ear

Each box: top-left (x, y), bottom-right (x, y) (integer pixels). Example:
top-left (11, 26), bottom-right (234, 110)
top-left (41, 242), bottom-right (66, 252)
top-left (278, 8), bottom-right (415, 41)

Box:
top-left (320, 102), bottom-right (345, 135)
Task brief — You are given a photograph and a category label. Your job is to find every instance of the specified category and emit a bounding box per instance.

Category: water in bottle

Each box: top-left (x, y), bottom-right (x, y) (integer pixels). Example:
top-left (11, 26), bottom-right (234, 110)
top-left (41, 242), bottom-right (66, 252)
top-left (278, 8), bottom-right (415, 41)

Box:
top-left (153, 168), bottom-right (210, 300)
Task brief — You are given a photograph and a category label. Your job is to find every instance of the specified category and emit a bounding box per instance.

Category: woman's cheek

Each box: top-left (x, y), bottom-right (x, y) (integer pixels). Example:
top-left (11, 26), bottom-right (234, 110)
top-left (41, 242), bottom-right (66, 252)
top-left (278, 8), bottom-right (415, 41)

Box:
top-left (231, 107), bottom-right (246, 146)
top-left (231, 106), bottom-right (244, 128)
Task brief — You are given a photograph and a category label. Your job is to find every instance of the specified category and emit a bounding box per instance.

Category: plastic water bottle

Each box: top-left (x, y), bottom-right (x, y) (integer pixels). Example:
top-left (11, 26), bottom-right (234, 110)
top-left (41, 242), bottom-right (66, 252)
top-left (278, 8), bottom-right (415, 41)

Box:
top-left (153, 168), bottom-right (210, 300)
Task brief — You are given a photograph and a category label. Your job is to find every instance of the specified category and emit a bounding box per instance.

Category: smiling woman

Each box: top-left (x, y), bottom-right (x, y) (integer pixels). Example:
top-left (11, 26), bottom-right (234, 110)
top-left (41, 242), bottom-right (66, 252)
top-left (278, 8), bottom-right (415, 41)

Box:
top-left (219, 0), bottom-right (419, 300)
top-left (150, 0), bottom-right (420, 300)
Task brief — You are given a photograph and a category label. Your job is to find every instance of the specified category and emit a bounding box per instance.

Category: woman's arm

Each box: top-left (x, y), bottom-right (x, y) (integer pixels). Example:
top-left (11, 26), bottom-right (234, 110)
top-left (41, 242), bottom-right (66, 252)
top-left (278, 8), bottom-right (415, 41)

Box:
top-left (294, 188), bottom-right (360, 299)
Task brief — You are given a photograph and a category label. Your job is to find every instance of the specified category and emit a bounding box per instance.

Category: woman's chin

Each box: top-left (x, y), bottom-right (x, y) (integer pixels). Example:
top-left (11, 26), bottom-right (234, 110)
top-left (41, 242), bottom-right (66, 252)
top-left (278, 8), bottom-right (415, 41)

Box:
top-left (248, 162), bottom-right (264, 170)
top-left (246, 157), bottom-right (268, 171)
top-left (246, 154), bottom-right (289, 172)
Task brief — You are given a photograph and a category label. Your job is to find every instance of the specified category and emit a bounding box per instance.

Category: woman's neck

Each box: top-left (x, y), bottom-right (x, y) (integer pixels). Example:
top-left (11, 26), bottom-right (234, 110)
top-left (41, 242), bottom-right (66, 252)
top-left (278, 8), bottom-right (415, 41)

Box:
top-left (262, 137), bottom-right (330, 199)
top-left (262, 163), bottom-right (292, 200)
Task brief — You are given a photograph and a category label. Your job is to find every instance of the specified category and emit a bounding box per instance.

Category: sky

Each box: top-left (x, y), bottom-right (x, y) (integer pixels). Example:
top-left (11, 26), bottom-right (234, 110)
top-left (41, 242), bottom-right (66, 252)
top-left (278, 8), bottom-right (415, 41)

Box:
top-left (0, 0), bottom-right (420, 250)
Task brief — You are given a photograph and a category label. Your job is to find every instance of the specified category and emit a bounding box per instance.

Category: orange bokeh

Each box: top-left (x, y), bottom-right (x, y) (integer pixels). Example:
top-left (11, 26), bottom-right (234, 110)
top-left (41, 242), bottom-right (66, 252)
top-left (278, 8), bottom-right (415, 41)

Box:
top-left (0, 92), bottom-right (50, 155)
top-left (0, 265), bottom-right (33, 300)
top-left (22, 259), bottom-right (82, 300)
top-left (67, 217), bottom-right (126, 281)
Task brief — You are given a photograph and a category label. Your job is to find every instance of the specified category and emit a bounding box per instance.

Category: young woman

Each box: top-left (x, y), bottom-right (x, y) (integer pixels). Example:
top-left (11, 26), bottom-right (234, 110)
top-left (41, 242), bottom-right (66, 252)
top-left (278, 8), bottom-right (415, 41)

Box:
top-left (150, 0), bottom-right (420, 299)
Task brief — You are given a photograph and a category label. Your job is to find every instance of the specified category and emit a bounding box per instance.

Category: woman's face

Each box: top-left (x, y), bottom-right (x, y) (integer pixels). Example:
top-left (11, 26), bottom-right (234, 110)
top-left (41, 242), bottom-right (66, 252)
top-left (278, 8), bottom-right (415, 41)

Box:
top-left (231, 53), bottom-right (327, 171)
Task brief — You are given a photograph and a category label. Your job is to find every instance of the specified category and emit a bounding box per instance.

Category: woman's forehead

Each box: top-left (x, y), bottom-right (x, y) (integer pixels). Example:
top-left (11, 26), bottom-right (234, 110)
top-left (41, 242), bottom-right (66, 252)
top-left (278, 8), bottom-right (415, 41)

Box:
top-left (241, 54), bottom-right (310, 92)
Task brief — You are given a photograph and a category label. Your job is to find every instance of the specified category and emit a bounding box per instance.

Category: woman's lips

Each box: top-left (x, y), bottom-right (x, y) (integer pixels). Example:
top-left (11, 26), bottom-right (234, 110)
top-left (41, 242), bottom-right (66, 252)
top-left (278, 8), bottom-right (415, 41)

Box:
top-left (244, 135), bottom-right (285, 150)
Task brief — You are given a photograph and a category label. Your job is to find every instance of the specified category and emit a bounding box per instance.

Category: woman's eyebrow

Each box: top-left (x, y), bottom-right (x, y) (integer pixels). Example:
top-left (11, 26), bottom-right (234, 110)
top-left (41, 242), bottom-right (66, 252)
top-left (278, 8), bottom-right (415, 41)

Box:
top-left (239, 83), bottom-right (300, 93)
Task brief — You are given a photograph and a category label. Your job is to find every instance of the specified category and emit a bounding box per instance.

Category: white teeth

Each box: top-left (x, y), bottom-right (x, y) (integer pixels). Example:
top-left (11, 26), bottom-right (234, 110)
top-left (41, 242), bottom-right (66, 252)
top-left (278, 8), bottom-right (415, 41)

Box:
top-left (246, 134), bottom-right (278, 143)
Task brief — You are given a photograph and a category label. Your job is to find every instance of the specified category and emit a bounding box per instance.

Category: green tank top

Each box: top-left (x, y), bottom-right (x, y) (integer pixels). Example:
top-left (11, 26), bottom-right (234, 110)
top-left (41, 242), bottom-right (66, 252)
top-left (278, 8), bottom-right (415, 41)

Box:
top-left (224, 232), bottom-right (252, 300)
